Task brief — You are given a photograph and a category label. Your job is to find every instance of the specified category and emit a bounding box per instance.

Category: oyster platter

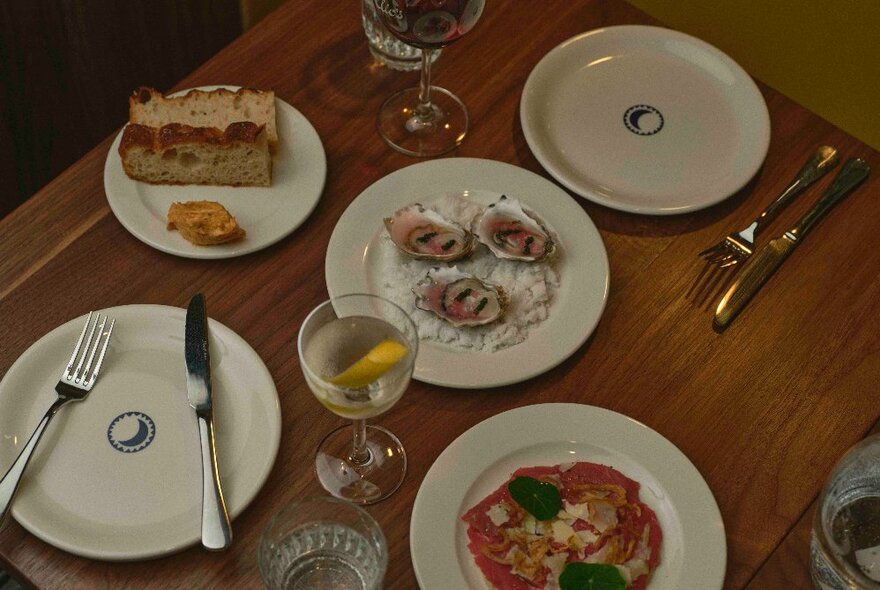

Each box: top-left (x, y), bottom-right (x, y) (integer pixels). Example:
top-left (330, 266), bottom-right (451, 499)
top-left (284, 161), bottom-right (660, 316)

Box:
top-left (324, 157), bottom-right (609, 389)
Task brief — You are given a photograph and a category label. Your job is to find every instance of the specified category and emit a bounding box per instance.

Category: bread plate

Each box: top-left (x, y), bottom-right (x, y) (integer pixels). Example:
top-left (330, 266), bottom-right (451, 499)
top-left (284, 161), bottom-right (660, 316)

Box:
top-left (104, 85), bottom-right (326, 259)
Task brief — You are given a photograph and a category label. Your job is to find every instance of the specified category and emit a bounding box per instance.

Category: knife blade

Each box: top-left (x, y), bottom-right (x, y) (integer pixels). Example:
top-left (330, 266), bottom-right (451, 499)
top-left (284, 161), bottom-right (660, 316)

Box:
top-left (185, 293), bottom-right (233, 550)
top-left (714, 158), bottom-right (870, 329)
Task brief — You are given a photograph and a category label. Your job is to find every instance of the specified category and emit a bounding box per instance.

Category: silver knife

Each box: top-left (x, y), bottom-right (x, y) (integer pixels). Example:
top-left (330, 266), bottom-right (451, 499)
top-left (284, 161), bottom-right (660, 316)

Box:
top-left (714, 158), bottom-right (870, 329)
top-left (185, 293), bottom-right (233, 550)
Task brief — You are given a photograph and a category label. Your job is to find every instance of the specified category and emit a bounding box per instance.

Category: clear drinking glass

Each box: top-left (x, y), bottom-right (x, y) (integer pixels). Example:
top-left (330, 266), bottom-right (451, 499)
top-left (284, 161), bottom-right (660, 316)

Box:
top-left (811, 433), bottom-right (880, 589)
top-left (298, 294), bottom-right (418, 504)
top-left (373, 0), bottom-right (486, 156)
top-left (361, 0), bottom-right (440, 71)
top-left (258, 496), bottom-right (388, 590)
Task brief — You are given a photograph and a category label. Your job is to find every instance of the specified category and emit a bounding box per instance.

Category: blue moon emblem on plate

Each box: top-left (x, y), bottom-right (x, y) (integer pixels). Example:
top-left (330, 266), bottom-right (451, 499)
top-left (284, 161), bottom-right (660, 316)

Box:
top-left (624, 104), bottom-right (664, 136)
top-left (108, 411), bottom-right (156, 453)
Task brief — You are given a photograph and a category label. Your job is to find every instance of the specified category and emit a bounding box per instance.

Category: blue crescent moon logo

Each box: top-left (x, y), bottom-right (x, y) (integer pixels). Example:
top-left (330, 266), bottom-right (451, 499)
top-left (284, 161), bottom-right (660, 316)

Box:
top-left (624, 104), bottom-right (664, 136)
top-left (108, 412), bottom-right (156, 453)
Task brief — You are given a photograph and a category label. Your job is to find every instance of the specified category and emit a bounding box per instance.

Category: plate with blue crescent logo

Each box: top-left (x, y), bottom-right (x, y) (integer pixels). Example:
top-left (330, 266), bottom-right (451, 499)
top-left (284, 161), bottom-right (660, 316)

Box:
top-left (521, 25), bottom-right (771, 214)
top-left (0, 304), bottom-right (281, 560)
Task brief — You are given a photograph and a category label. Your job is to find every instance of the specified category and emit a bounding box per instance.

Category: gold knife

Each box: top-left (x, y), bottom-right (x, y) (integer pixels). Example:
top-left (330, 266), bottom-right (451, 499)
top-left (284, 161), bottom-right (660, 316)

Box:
top-left (714, 158), bottom-right (870, 329)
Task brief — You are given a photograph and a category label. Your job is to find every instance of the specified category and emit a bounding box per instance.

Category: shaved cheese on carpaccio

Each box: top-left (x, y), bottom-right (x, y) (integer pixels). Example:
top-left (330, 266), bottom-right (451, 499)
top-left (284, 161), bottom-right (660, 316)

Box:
top-left (461, 462), bottom-right (662, 589)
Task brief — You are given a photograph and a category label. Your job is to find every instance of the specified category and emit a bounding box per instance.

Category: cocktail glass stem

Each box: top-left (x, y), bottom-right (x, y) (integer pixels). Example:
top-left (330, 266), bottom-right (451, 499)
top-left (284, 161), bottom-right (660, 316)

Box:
top-left (350, 419), bottom-right (371, 465)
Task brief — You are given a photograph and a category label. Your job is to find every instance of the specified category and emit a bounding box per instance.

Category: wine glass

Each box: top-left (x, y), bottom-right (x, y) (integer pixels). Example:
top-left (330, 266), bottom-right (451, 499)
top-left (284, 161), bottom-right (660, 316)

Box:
top-left (373, 0), bottom-right (486, 156)
top-left (297, 294), bottom-right (418, 504)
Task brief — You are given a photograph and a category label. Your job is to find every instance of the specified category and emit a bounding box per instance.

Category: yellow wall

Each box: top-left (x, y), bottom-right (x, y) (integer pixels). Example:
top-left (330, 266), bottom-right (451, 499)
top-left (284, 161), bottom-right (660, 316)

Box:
top-left (627, 0), bottom-right (880, 151)
top-left (241, 0), bottom-right (879, 149)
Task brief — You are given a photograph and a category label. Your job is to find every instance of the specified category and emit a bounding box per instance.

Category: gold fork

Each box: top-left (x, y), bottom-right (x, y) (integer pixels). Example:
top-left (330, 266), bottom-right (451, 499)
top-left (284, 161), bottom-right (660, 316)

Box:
top-left (699, 146), bottom-right (840, 268)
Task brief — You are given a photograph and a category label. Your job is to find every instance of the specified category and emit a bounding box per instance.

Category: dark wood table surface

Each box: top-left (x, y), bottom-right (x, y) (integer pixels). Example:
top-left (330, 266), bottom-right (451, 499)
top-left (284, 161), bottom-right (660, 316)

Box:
top-left (0, 0), bottom-right (877, 588)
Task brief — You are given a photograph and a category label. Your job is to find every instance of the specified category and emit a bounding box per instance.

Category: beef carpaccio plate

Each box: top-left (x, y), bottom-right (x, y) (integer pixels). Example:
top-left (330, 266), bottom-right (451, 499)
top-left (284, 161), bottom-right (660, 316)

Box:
top-left (461, 462), bottom-right (662, 589)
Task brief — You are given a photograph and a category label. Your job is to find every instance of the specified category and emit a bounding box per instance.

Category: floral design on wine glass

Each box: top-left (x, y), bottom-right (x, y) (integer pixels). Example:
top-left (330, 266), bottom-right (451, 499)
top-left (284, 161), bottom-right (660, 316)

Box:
top-left (298, 294), bottom-right (418, 504)
top-left (374, 0), bottom-right (486, 157)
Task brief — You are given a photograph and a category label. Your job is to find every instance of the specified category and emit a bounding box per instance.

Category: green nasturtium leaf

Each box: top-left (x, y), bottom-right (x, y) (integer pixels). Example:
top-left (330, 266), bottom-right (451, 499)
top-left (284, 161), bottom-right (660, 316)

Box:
top-left (559, 563), bottom-right (626, 590)
top-left (507, 476), bottom-right (561, 520)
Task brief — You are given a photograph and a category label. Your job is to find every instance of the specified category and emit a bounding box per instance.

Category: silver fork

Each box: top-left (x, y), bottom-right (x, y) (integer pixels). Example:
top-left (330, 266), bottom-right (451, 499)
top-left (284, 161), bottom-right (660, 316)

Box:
top-left (0, 312), bottom-right (115, 525)
top-left (699, 145), bottom-right (840, 268)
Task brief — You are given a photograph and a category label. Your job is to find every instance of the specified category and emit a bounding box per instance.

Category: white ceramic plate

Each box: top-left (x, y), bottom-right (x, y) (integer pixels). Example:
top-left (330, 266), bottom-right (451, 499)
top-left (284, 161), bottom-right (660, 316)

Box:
top-left (104, 85), bottom-right (327, 258)
top-left (324, 158), bottom-right (609, 389)
top-left (521, 25), bottom-right (770, 215)
top-left (411, 403), bottom-right (726, 589)
top-left (0, 305), bottom-right (281, 560)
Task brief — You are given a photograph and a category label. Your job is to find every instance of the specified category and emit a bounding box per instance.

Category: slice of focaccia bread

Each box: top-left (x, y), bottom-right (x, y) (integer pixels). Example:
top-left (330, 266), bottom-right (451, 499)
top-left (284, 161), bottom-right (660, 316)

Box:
top-left (130, 86), bottom-right (277, 149)
top-left (118, 122), bottom-right (271, 187)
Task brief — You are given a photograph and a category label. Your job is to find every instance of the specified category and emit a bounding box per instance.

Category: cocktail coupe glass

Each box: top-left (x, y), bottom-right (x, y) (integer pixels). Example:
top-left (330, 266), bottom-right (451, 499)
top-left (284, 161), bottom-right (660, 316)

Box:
top-left (373, 0), bottom-right (486, 156)
top-left (297, 294), bottom-right (418, 504)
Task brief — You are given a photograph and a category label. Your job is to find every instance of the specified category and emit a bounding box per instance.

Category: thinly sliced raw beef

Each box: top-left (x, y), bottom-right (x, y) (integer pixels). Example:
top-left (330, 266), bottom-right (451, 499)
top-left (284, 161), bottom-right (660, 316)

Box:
top-left (462, 463), bottom-right (661, 589)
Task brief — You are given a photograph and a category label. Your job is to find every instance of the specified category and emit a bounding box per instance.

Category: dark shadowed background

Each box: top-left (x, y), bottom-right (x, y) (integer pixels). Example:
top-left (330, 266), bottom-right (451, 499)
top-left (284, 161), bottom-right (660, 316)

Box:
top-left (0, 0), bottom-right (286, 219)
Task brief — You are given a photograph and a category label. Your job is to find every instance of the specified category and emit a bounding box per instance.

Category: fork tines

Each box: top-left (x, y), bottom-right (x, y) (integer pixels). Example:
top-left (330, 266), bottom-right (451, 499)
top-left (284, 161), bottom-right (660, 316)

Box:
top-left (64, 311), bottom-right (115, 389)
top-left (698, 236), bottom-right (751, 268)
top-left (699, 244), bottom-right (738, 268)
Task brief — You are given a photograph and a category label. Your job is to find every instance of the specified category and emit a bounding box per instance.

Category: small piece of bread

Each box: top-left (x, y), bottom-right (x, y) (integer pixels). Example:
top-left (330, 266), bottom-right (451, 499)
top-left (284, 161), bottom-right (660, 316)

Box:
top-left (118, 122), bottom-right (271, 186)
top-left (130, 86), bottom-right (277, 149)
top-left (167, 201), bottom-right (246, 245)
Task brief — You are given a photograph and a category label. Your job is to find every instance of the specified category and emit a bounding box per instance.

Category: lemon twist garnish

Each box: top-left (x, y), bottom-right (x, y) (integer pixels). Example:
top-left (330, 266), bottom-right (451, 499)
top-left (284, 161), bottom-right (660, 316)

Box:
top-left (328, 339), bottom-right (408, 389)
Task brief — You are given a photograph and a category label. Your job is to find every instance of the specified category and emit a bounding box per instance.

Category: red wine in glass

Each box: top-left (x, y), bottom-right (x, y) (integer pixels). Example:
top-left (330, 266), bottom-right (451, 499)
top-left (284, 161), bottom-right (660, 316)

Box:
top-left (377, 0), bottom-right (485, 49)
top-left (373, 0), bottom-right (486, 157)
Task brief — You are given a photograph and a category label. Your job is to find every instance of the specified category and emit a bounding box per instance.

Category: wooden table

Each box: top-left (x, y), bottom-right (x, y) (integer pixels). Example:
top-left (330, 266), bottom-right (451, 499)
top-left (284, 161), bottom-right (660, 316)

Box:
top-left (0, 1), bottom-right (877, 588)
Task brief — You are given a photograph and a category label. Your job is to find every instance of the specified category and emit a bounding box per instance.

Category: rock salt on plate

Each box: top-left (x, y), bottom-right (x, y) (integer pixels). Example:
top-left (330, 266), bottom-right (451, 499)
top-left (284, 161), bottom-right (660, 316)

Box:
top-left (378, 195), bottom-right (560, 352)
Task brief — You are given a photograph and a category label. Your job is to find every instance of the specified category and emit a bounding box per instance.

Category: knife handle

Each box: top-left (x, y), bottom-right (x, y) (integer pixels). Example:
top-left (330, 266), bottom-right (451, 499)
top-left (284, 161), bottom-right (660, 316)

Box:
top-left (790, 158), bottom-right (870, 239)
top-left (754, 145), bottom-right (839, 233)
top-left (198, 414), bottom-right (232, 550)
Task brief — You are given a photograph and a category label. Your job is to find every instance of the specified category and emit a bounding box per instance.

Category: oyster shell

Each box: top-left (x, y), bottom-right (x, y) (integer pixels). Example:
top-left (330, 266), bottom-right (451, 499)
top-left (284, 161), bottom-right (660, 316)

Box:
top-left (384, 203), bottom-right (475, 262)
top-left (472, 195), bottom-right (555, 262)
top-left (413, 266), bottom-right (507, 327)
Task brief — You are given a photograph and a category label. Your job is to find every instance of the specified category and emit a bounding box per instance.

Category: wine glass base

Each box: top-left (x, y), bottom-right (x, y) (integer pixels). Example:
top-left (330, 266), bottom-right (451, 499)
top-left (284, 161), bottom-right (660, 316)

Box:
top-left (377, 86), bottom-right (468, 157)
top-left (314, 424), bottom-right (407, 505)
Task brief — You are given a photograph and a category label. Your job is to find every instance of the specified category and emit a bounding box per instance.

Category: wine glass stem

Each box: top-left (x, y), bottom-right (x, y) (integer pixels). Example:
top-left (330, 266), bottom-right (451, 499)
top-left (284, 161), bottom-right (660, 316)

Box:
top-left (415, 48), bottom-right (437, 120)
top-left (349, 419), bottom-right (371, 466)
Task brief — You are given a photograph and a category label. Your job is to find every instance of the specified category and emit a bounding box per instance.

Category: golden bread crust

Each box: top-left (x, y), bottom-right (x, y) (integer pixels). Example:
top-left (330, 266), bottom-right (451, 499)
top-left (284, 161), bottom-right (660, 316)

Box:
top-left (128, 86), bottom-right (278, 149)
top-left (119, 122), bottom-right (265, 154)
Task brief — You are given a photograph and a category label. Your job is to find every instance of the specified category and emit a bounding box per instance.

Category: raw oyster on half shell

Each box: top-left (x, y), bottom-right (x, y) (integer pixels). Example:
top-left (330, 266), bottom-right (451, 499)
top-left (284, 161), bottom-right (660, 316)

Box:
top-left (413, 266), bottom-right (507, 328)
top-left (384, 203), bottom-right (475, 262)
top-left (472, 195), bottom-right (555, 262)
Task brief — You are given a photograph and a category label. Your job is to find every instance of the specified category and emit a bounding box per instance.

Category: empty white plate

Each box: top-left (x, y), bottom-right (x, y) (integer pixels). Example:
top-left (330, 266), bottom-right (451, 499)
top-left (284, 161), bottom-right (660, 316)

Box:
top-left (521, 25), bottom-right (770, 214)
